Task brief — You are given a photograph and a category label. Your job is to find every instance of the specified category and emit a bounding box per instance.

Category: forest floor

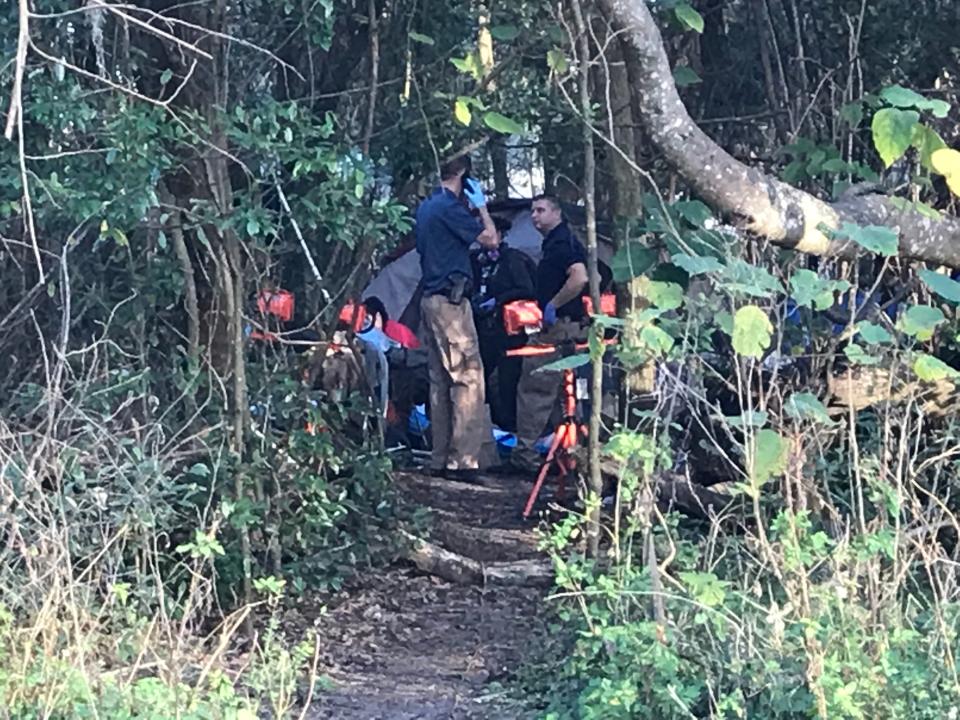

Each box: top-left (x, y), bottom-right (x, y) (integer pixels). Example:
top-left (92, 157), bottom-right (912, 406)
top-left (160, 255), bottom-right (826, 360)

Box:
top-left (304, 469), bottom-right (557, 719)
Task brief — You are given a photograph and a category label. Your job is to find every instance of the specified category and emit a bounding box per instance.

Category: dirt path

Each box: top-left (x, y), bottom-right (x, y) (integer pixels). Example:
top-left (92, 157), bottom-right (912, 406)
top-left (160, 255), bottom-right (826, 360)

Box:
top-left (307, 470), bottom-right (553, 719)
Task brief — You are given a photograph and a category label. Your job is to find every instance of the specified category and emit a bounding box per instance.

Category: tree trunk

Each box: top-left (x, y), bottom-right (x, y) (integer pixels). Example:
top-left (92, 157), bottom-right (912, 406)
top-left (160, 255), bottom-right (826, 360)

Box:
top-left (570, 0), bottom-right (604, 560)
top-left (604, 43), bottom-right (643, 220)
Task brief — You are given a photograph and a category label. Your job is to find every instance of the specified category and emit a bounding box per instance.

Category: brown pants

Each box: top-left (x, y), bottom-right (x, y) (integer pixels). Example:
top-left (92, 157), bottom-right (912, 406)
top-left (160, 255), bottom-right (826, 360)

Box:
top-left (421, 294), bottom-right (486, 471)
top-left (514, 319), bottom-right (585, 465)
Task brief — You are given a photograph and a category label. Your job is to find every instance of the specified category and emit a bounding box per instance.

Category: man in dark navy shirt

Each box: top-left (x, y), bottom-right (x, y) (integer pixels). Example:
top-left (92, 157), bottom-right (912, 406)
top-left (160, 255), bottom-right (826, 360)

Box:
top-left (532, 195), bottom-right (589, 323)
top-left (415, 155), bottom-right (497, 482)
top-left (514, 194), bottom-right (589, 469)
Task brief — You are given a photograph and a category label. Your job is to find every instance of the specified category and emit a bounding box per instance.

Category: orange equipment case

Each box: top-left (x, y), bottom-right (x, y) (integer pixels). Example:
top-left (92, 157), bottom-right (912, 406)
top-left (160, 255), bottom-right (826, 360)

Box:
top-left (257, 289), bottom-right (295, 323)
top-left (337, 301), bottom-right (367, 332)
top-left (502, 300), bottom-right (543, 336)
top-left (582, 292), bottom-right (617, 316)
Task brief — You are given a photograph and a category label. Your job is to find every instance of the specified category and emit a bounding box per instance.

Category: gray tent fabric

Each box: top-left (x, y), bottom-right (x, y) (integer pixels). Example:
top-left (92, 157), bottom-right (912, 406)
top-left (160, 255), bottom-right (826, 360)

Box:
top-left (361, 198), bottom-right (615, 333)
top-left (362, 247), bottom-right (422, 323)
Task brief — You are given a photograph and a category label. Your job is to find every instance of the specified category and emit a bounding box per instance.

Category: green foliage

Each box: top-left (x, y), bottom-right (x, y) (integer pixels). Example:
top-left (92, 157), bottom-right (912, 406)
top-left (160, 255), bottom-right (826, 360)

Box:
top-left (833, 222), bottom-right (900, 256)
top-left (482, 111), bottom-right (526, 135)
top-left (0, 594), bottom-right (320, 719)
top-left (919, 269), bottom-right (960, 302)
top-left (872, 108), bottom-right (921, 167)
top-left (750, 428), bottom-right (789, 486)
top-left (790, 269), bottom-right (850, 310)
top-left (898, 304), bottom-right (946, 341)
top-left (913, 353), bottom-right (959, 381)
top-left (868, 85), bottom-right (951, 170)
top-left (673, 3), bottom-right (705, 33)
top-left (784, 392), bottom-right (835, 425)
top-left (540, 353), bottom-right (593, 373)
top-left (672, 66), bottom-right (702, 87)
top-left (857, 321), bottom-right (895, 345)
top-left (672, 253), bottom-right (722, 276)
top-left (532, 103), bottom-right (960, 710)
top-left (537, 498), bottom-right (960, 719)
top-left (880, 85), bottom-right (951, 118)
top-left (779, 137), bottom-right (877, 189)
top-left (730, 305), bottom-right (773, 358)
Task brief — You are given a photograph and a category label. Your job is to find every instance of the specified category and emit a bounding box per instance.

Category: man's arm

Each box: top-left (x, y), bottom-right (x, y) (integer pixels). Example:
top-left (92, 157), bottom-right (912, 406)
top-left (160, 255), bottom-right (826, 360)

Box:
top-left (475, 206), bottom-right (496, 246)
top-left (550, 262), bottom-right (588, 309)
top-left (462, 178), bottom-right (496, 246)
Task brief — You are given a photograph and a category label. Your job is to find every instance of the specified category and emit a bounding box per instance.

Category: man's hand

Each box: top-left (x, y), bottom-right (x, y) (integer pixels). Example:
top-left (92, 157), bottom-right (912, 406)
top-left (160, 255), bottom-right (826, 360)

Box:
top-left (543, 302), bottom-right (557, 327)
top-left (463, 178), bottom-right (487, 209)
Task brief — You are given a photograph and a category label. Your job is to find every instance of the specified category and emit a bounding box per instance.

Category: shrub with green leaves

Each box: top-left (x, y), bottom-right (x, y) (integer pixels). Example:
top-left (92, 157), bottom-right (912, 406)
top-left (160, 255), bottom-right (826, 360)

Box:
top-left (536, 121), bottom-right (960, 715)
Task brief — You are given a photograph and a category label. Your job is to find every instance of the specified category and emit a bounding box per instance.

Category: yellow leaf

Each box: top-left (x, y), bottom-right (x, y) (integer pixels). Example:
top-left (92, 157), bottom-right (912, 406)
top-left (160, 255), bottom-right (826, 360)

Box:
top-left (100, 219), bottom-right (109, 234)
top-left (931, 147), bottom-right (960, 196)
top-left (454, 99), bottom-right (472, 126)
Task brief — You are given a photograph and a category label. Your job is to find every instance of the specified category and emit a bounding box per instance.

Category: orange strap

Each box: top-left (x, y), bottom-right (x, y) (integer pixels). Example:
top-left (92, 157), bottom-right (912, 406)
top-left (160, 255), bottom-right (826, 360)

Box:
top-left (505, 338), bottom-right (617, 358)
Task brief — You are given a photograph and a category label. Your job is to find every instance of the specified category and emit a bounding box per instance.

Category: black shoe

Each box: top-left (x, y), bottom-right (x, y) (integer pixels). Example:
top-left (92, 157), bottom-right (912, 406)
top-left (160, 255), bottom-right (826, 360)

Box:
top-left (445, 468), bottom-right (480, 483)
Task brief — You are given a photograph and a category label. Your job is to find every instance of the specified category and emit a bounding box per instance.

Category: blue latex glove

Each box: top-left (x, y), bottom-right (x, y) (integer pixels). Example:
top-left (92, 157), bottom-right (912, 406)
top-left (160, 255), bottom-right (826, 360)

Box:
top-left (543, 302), bottom-right (557, 328)
top-left (463, 177), bottom-right (487, 208)
top-left (479, 297), bottom-right (496, 312)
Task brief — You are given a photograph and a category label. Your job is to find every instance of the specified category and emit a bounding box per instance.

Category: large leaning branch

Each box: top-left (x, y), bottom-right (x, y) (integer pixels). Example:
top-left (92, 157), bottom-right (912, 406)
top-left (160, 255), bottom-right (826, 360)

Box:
top-left (600, 0), bottom-right (960, 266)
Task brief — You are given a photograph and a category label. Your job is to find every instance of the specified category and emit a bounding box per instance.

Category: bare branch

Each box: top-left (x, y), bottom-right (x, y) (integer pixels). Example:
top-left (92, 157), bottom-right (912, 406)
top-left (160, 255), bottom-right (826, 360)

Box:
top-left (3, 0), bottom-right (29, 141)
top-left (88, 0), bottom-right (213, 61)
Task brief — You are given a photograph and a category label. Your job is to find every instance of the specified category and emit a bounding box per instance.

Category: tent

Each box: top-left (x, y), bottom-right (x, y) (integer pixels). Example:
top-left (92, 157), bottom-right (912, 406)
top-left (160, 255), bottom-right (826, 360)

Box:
top-left (361, 198), bottom-right (615, 334)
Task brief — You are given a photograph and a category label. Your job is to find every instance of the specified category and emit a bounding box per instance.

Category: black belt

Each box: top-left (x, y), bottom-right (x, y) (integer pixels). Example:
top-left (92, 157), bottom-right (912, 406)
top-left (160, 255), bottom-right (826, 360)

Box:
top-left (426, 277), bottom-right (472, 303)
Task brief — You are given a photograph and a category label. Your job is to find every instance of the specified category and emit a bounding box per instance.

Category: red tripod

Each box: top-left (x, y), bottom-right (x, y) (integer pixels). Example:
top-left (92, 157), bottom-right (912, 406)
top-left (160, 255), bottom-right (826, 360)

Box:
top-left (507, 339), bottom-right (614, 519)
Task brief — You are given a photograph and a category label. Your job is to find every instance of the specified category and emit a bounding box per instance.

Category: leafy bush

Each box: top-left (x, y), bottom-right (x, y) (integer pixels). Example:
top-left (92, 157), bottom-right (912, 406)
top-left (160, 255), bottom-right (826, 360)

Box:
top-left (537, 116), bottom-right (960, 715)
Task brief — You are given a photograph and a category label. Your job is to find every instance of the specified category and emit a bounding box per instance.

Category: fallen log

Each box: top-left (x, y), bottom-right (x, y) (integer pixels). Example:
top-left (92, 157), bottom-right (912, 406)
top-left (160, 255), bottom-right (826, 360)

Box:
top-left (656, 472), bottom-right (733, 520)
top-left (433, 516), bottom-right (539, 562)
top-left (827, 366), bottom-right (958, 415)
top-left (586, 454), bottom-right (734, 520)
top-left (399, 530), bottom-right (553, 587)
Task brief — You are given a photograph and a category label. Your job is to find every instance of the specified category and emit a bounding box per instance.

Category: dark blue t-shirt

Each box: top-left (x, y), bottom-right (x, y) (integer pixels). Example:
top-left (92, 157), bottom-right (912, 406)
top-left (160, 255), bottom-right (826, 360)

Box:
top-left (415, 187), bottom-right (482, 295)
top-left (537, 221), bottom-right (587, 321)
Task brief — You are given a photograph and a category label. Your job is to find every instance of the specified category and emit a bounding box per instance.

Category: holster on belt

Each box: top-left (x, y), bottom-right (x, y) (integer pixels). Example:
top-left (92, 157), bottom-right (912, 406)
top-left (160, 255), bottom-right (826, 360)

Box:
top-left (447, 275), bottom-right (468, 305)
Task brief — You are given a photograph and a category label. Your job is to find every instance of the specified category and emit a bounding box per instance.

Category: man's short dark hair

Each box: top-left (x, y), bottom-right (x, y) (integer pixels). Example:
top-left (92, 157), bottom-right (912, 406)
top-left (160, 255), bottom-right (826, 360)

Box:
top-left (532, 193), bottom-right (562, 212)
top-left (440, 154), bottom-right (472, 181)
top-left (492, 216), bottom-right (512, 236)
top-left (362, 295), bottom-right (389, 322)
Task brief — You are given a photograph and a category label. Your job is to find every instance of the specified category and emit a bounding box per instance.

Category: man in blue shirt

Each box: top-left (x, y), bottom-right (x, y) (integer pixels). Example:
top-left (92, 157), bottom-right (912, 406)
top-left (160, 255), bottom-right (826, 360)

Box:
top-left (513, 194), bottom-right (589, 471)
top-left (415, 155), bottom-right (497, 482)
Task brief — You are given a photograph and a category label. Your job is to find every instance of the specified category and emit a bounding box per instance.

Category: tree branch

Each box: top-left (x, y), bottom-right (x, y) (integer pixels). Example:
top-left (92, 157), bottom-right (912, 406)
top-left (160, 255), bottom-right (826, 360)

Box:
top-left (4, 0), bottom-right (29, 141)
top-left (599, 0), bottom-right (960, 266)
